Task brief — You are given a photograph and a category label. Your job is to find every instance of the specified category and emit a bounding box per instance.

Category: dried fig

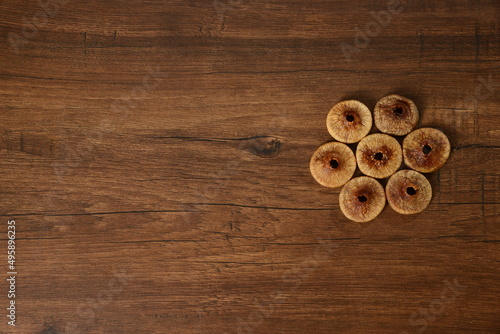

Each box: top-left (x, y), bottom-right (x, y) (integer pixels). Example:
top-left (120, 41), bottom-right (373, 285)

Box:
top-left (339, 176), bottom-right (386, 222)
top-left (356, 133), bottom-right (402, 179)
top-left (403, 127), bottom-right (450, 173)
top-left (374, 94), bottom-right (419, 136)
top-left (326, 100), bottom-right (372, 143)
top-left (310, 142), bottom-right (356, 188)
top-left (386, 169), bottom-right (432, 214)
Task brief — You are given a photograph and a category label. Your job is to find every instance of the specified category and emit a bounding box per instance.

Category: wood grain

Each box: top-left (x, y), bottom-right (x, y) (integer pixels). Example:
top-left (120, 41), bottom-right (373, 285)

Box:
top-left (0, 0), bottom-right (499, 333)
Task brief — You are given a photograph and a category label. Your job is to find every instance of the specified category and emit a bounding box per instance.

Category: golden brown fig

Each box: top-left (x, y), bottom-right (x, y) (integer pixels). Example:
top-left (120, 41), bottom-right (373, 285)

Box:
top-left (374, 94), bottom-right (419, 136)
top-left (403, 127), bottom-right (450, 173)
top-left (310, 142), bottom-right (356, 188)
top-left (386, 170), bottom-right (432, 214)
top-left (326, 100), bottom-right (372, 143)
top-left (356, 133), bottom-right (402, 179)
top-left (339, 176), bottom-right (386, 222)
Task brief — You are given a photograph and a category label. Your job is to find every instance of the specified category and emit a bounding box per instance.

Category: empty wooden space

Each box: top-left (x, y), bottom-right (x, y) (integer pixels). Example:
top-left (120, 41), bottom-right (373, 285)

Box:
top-left (0, 0), bottom-right (499, 333)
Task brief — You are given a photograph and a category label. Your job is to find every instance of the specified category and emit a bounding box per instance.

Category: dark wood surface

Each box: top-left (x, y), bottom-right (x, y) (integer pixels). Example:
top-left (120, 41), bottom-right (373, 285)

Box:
top-left (1, 0), bottom-right (499, 333)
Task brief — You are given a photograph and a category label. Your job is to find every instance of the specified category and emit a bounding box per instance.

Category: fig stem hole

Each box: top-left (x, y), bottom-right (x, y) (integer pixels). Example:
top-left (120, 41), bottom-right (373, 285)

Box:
top-left (346, 114), bottom-right (355, 122)
top-left (358, 195), bottom-right (367, 203)
top-left (406, 187), bottom-right (417, 196)
top-left (393, 106), bottom-right (403, 115)
top-left (422, 145), bottom-right (432, 154)
top-left (374, 152), bottom-right (384, 160)
top-left (329, 159), bottom-right (339, 169)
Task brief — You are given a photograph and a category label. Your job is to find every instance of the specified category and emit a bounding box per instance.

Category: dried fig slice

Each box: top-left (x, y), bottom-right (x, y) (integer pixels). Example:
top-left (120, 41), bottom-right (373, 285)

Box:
top-left (374, 94), bottom-right (419, 136)
top-left (386, 169), bottom-right (432, 214)
top-left (339, 176), bottom-right (386, 222)
top-left (326, 100), bottom-right (372, 143)
top-left (310, 142), bottom-right (356, 188)
top-left (403, 127), bottom-right (450, 173)
top-left (356, 133), bottom-right (402, 179)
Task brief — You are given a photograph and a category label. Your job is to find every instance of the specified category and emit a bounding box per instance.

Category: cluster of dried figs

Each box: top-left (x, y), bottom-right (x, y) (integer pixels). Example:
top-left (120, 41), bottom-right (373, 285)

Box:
top-left (310, 94), bottom-right (450, 222)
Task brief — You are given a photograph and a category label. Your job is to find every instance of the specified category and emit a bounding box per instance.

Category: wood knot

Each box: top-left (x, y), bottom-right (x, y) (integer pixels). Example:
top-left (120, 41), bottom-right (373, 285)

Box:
top-left (241, 136), bottom-right (282, 158)
top-left (38, 325), bottom-right (60, 334)
top-left (0, 130), bottom-right (54, 157)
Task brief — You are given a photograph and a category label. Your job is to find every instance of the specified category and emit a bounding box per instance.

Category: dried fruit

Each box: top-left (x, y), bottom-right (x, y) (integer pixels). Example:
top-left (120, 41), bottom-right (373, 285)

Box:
top-left (356, 133), bottom-right (402, 179)
top-left (386, 170), bottom-right (432, 214)
top-left (312, 94), bottom-right (447, 220)
top-left (339, 176), bottom-right (386, 222)
top-left (310, 142), bottom-right (356, 188)
top-left (326, 100), bottom-right (372, 143)
top-left (374, 94), bottom-right (419, 136)
top-left (403, 127), bottom-right (450, 173)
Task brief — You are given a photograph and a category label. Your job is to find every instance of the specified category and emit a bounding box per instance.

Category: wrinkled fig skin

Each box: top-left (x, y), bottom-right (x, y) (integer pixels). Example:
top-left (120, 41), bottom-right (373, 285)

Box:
top-left (339, 176), bottom-right (386, 222)
top-left (374, 95), bottom-right (419, 136)
top-left (356, 134), bottom-right (403, 179)
top-left (310, 142), bottom-right (356, 188)
top-left (386, 170), bottom-right (432, 214)
top-left (327, 100), bottom-right (372, 143)
top-left (403, 128), bottom-right (450, 173)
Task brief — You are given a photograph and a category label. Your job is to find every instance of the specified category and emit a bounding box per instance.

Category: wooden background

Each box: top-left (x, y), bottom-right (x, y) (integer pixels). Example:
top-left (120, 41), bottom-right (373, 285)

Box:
top-left (0, 0), bottom-right (499, 333)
